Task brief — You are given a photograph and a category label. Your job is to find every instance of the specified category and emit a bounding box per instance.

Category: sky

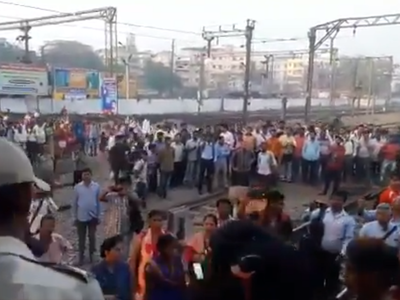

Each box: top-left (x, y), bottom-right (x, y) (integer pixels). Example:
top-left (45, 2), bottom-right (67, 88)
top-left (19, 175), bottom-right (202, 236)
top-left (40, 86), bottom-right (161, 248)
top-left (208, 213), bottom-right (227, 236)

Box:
top-left (0, 0), bottom-right (400, 60)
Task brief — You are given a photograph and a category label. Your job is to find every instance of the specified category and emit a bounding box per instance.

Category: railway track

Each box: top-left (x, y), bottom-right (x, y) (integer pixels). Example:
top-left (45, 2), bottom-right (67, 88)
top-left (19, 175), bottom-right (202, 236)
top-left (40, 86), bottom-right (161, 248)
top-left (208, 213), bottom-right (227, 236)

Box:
top-left (166, 192), bottom-right (225, 238)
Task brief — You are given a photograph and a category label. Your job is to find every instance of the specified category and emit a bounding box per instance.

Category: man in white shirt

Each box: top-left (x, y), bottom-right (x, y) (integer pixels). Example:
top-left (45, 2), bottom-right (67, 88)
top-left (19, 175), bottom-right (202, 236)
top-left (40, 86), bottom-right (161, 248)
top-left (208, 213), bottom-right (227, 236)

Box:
top-left (355, 131), bottom-right (373, 185)
top-left (171, 134), bottom-right (185, 187)
top-left (133, 151), bottom-right (148, 207)
top-left (256, 146), bottom-right (278, 188)
top-left (184, 132), bottom-right (200, 186)
top-left (220, 125), bottom-right (235, 150)
top-left (343, 133), bottom-right (356, 182)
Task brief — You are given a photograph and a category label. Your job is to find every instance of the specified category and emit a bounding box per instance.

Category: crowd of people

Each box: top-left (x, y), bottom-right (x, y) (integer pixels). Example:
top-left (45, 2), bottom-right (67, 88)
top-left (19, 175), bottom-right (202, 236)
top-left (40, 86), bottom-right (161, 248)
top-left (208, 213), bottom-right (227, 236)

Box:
top-left (2, 108), bottom-right (400, 300)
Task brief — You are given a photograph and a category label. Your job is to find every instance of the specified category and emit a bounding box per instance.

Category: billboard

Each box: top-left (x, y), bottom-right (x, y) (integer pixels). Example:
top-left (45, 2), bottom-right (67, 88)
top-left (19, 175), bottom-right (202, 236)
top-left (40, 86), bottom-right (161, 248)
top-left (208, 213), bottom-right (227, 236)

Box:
top-left (0, 64), bottom-right (49, 96)
top-left (100, 77), bottom-right (117, 113)
top-left (52, 68), bottom-right (100, 100)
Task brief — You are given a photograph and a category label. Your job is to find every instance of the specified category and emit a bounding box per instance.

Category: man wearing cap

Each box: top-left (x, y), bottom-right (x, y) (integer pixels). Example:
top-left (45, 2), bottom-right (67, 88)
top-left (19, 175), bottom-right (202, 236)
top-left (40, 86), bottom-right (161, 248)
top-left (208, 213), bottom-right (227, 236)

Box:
top-left (0, 138), bottom-right (104, 299)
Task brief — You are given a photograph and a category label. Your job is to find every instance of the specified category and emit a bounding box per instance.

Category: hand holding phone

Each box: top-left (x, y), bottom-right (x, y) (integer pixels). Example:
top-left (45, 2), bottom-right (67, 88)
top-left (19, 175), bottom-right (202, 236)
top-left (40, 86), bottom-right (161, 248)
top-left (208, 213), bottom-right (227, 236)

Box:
top-left (192, 262), bottom-right (204, 280)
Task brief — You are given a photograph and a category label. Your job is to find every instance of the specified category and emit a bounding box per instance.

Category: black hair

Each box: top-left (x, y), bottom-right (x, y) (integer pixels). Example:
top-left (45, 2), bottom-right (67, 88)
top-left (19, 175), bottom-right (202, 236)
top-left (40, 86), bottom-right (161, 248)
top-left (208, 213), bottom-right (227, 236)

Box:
top-left (81, 168), bottom-right (92, 174)
top-left (330, 190), bottom-right (348, 202)
top-left (346, 238), bottom-right (400, 288)
top-left (264, 190), bottom-right (285, 203)
top-left (203, 213), bottom-right (218, 225)
top-left (0, 182), bottom-right (32, 225)
top-left (216, 198), bottom-right (232, 208)
top-left (100, 234), bottom-right (123, 258)
top-left (39, 214), bottom-right (55, 227)
top-left (156, 233), bottom-right (176, 253)
top-left (148, 209), bottom-right (164, 220)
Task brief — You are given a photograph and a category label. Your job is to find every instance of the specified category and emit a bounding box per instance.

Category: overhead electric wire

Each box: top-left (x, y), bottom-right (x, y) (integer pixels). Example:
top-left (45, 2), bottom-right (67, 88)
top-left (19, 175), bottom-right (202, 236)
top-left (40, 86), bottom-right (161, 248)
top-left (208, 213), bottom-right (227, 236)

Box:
top-left (0, 0), bottom-right (202, 36)
top-left (0, 13), bottom-right (200, 43)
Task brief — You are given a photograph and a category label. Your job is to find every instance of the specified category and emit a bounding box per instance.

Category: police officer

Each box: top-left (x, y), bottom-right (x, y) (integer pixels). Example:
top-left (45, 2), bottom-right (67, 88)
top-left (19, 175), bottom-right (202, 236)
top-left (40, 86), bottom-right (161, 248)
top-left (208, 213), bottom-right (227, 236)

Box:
top-left (0, 138), bottom-right (104, 300)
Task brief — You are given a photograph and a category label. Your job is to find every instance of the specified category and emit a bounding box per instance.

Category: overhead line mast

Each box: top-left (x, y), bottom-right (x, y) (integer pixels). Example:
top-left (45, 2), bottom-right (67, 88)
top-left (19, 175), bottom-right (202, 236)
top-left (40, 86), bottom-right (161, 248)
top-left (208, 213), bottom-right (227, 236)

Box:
top-left (305, 13), bottom-right (400, 122)
top-left (0, 7), bottom-right (117, 74)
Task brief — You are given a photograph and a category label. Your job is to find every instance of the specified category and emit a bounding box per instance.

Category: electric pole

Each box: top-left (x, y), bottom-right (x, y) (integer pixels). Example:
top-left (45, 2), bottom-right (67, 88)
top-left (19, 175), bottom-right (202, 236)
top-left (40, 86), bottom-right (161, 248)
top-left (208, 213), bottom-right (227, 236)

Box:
top-left (242, 20), bottom-right (255, 123)
top-left (202, 19), bottom-right (255, 122)
top-left (197, 48), bottom-right (206, 114)
top-left (170, 39), bottom-right (176, 97)
top-left (16, 25), bottom-right (32, 63)
top-left (328, 37), bottom-right (338, 107)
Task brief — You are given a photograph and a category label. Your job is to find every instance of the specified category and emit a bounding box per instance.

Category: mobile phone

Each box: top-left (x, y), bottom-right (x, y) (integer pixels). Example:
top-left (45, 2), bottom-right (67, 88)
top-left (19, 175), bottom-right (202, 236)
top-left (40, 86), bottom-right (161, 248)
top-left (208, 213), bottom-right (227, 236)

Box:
top-left (192, 262), bottom-right (204, 280)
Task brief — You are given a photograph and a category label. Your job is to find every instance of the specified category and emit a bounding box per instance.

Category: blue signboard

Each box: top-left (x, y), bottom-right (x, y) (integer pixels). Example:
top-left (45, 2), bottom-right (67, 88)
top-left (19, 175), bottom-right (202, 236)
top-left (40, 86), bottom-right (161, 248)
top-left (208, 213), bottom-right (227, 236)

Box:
top-left (52, 68), bottom-right (100, 100)
top-left (101, 77), bottom-right (117, 113)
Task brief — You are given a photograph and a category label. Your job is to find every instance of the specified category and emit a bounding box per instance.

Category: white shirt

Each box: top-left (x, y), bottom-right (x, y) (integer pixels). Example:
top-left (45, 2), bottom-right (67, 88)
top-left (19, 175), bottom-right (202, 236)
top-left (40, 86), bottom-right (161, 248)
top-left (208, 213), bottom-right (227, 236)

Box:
top-left (220, 131), bottom-right (235, 149)
top-left (107, 135), bottom-right (115, 150)
top-left (344, 140), bottom-right (355, 156)
top-left (370, 138), bottom-right (384, 160)
top-left (35, 124), bottom-right (46, 144)
top-left (171, 142), bottom-right (184, 162)
top-left (27, 128), bottom-right (37, 142)
top-left (133, 159), bottom-right (147, 184)
top-left (357, 137), bottom-right (372, 158)
top-left (257, 151), bottom-right (277, 175)
top-left (255, 133), bottom-right (268, 148)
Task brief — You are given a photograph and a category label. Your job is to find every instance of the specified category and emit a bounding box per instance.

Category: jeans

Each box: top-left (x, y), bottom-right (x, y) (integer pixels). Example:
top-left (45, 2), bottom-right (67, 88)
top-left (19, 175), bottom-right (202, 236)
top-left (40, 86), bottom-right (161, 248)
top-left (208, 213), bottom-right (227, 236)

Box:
top-left (76, 219), bottom-right (97, 263)
top-left (158, 171), bottom-right (172, 198)
top-left (184, 160), bottom-right (198, 185)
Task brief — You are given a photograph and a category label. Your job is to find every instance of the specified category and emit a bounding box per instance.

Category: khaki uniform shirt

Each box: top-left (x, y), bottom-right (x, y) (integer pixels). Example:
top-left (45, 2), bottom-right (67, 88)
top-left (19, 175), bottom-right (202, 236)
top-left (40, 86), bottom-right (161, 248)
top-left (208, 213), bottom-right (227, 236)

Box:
top-left (0, 236), bottom-right (104, 300)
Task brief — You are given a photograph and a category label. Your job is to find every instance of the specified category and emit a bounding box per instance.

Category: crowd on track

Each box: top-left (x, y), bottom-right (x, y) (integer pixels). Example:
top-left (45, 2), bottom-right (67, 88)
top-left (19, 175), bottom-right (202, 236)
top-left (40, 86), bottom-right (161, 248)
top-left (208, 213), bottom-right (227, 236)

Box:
top-left (2, 106), bottom-right (400, 299)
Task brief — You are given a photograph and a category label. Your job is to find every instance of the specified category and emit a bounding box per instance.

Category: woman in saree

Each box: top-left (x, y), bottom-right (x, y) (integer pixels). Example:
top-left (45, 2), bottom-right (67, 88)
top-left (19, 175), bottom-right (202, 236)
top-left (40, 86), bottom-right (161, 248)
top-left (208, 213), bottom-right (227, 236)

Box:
top-left (184, 214), bottom-right (218, 270)
top-left (128, 209), bottom-right (166, 300)
top-left (145, 234), bottom-right (186, 300)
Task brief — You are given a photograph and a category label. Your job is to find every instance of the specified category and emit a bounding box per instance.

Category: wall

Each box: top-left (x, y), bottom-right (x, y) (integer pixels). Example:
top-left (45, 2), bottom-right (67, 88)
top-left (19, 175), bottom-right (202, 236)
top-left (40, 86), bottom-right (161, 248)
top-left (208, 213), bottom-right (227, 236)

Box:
top-left (0, 97), bottom-right (393, 115)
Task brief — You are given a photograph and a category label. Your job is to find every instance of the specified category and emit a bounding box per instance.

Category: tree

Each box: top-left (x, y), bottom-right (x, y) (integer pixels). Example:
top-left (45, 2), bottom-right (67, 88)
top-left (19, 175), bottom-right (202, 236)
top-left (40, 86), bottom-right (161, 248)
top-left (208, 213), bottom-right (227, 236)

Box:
top-left (40, 40), bottom-right (105, 70)
top-left (0, 39), bottom-right (38, 63)
top-left (143, 60), bottom-right (182, 95)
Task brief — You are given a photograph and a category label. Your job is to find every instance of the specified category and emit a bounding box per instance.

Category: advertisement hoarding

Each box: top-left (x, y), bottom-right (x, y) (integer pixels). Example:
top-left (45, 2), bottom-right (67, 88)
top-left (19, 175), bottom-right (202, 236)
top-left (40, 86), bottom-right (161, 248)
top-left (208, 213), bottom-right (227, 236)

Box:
top-left (0, 64), bottom-right (49, 96)
top-left (100, 77), bottom-right (117, 113)
top-left (52, 68), bottom-right (99, 100)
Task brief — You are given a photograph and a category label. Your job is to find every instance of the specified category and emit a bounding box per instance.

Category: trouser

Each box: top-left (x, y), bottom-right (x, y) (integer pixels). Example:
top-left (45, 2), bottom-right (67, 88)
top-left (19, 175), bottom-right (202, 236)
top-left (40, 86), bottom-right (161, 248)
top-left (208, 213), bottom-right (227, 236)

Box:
top-left (356, 156), bottom-right (372, 185)
top-left (136, 181), bottom-right (147, 200)
top-left (256, 173), bottom-right (277, 189)
top-left (171, 161), bottom-right (184, 187)
top-left (302, 159), bottom-right (318, 184)
top-left (158, 171), bottom-right (172, 198)
top-left (26, 141), bottom-right (38, 165)
top-left (231, 170), bottom-right (250, 186)
top-left (214, 159), bottom-right (228, 188)
top-left (76, 219), bottom-right (97, 262)
top-left (281, 153), bottom-right (293, 180)
top-left (315, 250), bottom-right (341, 296)
top-left (343, 155), bottom-right (354, 182)
top-left (322, 169), bottom-right (341, 195)
top-left (147, 167), bottom-right (158, 193)
top-left (198, 159), bottom-right (214, 193)
top-left (291, 156), bottom-right (302, 182)
top-left (184, 160), bottom-right (198, 185)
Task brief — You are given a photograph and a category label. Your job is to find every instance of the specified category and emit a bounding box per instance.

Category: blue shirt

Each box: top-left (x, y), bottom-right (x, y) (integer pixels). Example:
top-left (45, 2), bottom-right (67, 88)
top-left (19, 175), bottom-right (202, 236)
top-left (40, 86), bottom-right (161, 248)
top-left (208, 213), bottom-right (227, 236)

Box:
top-left (201, 142), bottom-right (215, 160)
top-left (362, 210), bottom-right (400, 225)
top-left (73, 122), bottom-right (84, 140)
top-left (91, 261), bottom-right (132, 300)
top-left (214, 143), bottom-right (230, 162)
top-left (302, 139), bottom-right (321, 161)
top-left (73, 181), bottom-right (101, 222)
top-left (310, 207), bottom-right (355, 254)
top-left (359, 221), bottom-right (400, 248)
